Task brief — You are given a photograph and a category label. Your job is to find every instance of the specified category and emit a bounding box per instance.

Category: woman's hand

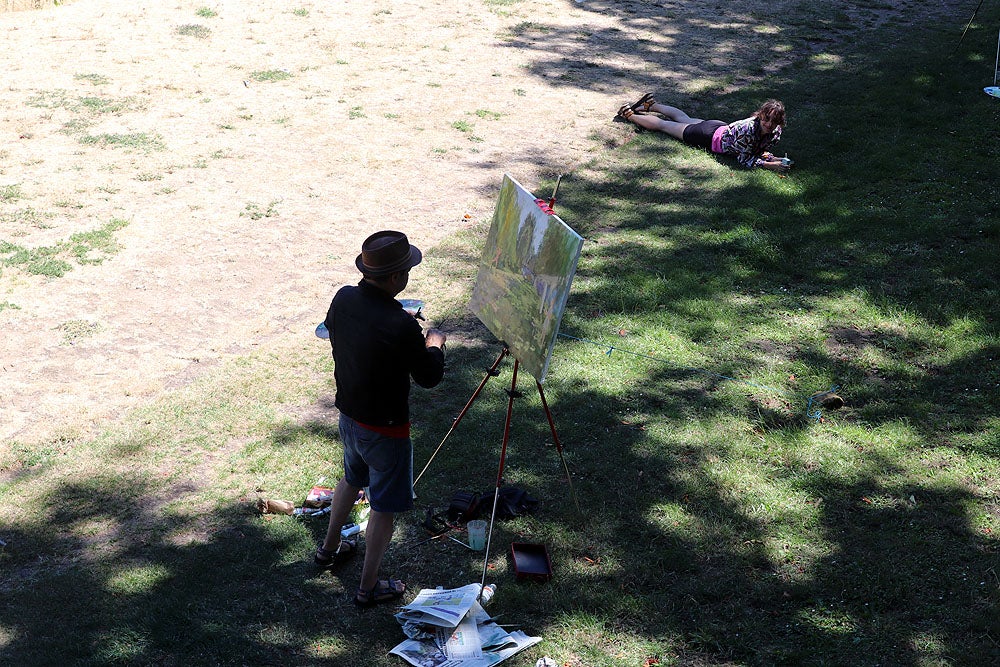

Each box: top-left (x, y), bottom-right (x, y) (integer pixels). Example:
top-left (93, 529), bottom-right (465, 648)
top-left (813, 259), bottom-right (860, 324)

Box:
top-left (761, 158), bottom-right (791, 174)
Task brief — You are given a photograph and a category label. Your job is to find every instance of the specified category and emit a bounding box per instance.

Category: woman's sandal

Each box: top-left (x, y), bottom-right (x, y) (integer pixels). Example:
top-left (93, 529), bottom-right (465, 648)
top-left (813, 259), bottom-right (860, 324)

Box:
top-left (314, 539), bottom-right (357, 569)
top-left (616, 104), bottom-right (635, 121)
top-left (630, 92), bottom-right (656, 112)
top-left (354, 578), bottom-right (406, 609)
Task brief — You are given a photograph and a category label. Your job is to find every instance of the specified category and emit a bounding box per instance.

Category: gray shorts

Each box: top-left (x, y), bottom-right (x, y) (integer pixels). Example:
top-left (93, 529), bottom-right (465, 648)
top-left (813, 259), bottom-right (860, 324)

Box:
top-left (340, 413), bottom-right (414, 513)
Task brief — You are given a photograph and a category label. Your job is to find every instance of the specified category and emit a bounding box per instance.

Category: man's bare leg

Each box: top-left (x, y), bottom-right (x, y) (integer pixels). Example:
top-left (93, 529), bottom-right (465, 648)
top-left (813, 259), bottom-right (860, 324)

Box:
top-left (321, 477), bottom-right (360, 554)
top-left (358, 509), bottom-right (402, 594)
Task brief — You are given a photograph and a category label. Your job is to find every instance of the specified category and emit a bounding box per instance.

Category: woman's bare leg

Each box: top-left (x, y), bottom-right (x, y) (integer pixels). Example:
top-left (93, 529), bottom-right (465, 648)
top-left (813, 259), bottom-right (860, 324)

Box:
top-left (626, 113), bottom-right (691, 142)
top-left (648, 103), bottom-right (703, 124)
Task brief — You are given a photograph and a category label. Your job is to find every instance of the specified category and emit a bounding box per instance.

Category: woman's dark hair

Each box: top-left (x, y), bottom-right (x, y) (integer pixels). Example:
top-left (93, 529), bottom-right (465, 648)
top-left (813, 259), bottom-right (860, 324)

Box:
top-left (754, 99), bottom-right (786, 128)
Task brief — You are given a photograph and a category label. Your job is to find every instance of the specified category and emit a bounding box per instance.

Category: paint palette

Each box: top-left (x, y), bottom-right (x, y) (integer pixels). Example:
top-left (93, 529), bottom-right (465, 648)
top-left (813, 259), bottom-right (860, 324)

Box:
top-left (315, 298), bottom-right (424, 340)
top-left (398, 299), bottom-right (424, 318)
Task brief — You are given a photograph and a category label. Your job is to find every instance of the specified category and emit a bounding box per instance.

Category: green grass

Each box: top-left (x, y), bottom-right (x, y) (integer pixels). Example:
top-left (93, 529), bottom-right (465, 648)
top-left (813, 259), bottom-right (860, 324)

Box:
top-left (73, 73), bottom-right (111, 86)
top-left (0, 217), bottom-right (129, 277)
top-left (250, 69), bottom-right (293, 83)
top-left (1, 5), bottom-right (999, 667)
top-left (78, 132), bottom-right (165, 153)
top-left (57, 319), bottom-right (103, 344)
top-left (175, 24), bottom-right (211, 39)
top-left (77, 95), bottom-right (141, 115)
top-left (0, 184), bottom-right (23, 203)
top-left (240, 200), bottom-right (280, 220)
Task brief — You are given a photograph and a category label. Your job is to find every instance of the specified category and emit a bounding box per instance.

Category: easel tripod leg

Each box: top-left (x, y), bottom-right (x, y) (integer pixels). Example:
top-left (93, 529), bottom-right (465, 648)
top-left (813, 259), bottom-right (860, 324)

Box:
top-left (479, 358), bottom-right (520, 598)
top-left (536, 380), bottom-right (581, 515)
top-left (414, 347), bottom-right (509, 487)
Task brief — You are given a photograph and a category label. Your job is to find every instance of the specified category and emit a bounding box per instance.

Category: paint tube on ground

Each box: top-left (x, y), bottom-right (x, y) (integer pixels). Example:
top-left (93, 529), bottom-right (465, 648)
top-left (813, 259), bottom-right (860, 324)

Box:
top-left (341, 519), bottom-right (367, 538)
top-left (477, 583), bottom-right (496, 606)
top-left (294, 505), bottom-right (331, 518)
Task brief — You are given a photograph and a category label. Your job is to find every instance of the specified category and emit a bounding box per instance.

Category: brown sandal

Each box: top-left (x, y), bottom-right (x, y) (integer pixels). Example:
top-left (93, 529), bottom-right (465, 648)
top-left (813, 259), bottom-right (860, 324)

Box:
top-left (616, 104), bottom-right (634, 121)
top-left (314, 539), bottom-right (357, 569)
top-left (354, 578), bottom-right (405, 608)
top-left (630, 92), bottom-right (656, 112)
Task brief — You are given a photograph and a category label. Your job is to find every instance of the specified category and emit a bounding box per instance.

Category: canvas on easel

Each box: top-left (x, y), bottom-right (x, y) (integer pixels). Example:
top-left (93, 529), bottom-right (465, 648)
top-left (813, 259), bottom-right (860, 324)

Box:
top-left (468, 173), bottom-right (584, 382)
top-left (415, 174), bottom-right (584, 601)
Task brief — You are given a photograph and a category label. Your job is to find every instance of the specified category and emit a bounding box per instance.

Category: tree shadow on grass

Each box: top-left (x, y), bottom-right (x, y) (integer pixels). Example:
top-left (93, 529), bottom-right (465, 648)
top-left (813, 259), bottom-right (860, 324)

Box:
top-left (402, 338), bottom-right (998, 665)
top-left (4, 4), bottom-right (998, 666)
top-left (414, 5), bottom-right (1000, 665)
top-left (0, 463), bottom-right (454, 665)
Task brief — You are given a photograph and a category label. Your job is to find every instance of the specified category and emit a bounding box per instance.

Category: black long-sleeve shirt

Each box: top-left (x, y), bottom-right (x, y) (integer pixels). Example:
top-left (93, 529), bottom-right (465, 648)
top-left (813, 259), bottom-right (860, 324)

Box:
top-left (326, 280), bottom-right (445, 427)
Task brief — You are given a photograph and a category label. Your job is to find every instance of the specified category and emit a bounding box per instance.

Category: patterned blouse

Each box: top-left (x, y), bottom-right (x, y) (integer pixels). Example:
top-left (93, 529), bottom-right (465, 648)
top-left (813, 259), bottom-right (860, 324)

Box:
top-left (720, 117), bottom-right (782, 168)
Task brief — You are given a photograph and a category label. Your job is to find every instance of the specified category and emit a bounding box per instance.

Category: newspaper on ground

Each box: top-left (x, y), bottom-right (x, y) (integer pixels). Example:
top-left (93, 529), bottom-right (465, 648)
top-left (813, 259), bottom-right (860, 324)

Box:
top-left (390, 629), bottom-right (541, 667)
top-left (395, 583), bottom-right (482, 628)
top-left (389, 584), bottom-right (542, 667)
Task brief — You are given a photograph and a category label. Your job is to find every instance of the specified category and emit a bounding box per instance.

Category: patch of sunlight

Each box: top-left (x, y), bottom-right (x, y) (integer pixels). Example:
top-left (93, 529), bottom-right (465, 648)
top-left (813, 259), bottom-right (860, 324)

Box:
top-left (809, 52), bottom-right (844, 71)
top-left (814, 269), bottom-right (848, 282)
top-left (909, 630), bottom-right (952, 664)
top-left (703, 21), bottom-right (747, 31)
top-left (766, 531), bottom-right (839, 585)
top-left (648, 501), bottom-right (695, 533)
top-left (680, 76), bottom-right (725, 94)
top-left (307, 635), bottom-right (348, 659)
top-left (74, 516), bottom-right (116, 539)
top-left (944, 314), bottom-right (986, 340)
top-left (257, 622), bottom-right (296, 645)
top-left (0, 625), bottom-right (17, 650)
top-left (753, 24), bottom-right (781, 35)
top-left (732, 483), bottom-right (826, 530)
top-left (93, 628), bottom-right (149, 661)
top-left (105, 563), bottom-right (172, 595)
top-left (648, 201), bottom-right (697, 219)
top-left (664, 154), bottom-right (726, 177)
top-left (798, 605), bottom-right (860, 635)
top-left (759, 171), bottom-right (806, 198)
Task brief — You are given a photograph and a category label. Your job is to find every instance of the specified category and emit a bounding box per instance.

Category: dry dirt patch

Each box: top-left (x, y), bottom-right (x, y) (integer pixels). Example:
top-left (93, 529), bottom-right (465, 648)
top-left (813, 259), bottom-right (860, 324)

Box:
top-left (0, 0), bottom-right (933, 445)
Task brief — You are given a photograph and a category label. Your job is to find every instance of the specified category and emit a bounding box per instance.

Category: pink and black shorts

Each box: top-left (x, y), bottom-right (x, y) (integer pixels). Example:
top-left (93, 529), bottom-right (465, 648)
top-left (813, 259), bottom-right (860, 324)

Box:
top-left (681, 120), bottom-right (727, 152)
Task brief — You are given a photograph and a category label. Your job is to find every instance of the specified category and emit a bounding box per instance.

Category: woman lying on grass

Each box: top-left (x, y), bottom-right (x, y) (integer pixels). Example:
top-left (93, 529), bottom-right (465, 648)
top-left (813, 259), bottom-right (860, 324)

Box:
top-left (617, 95), bottom-right (791, 173)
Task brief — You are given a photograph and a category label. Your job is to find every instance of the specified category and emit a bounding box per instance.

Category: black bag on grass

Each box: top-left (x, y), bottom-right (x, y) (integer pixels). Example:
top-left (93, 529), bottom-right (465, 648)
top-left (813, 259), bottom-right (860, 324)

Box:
top-left (446, 490), bottom-right (482, 522)
top-left (497, 486), bottom-right (538, 519)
